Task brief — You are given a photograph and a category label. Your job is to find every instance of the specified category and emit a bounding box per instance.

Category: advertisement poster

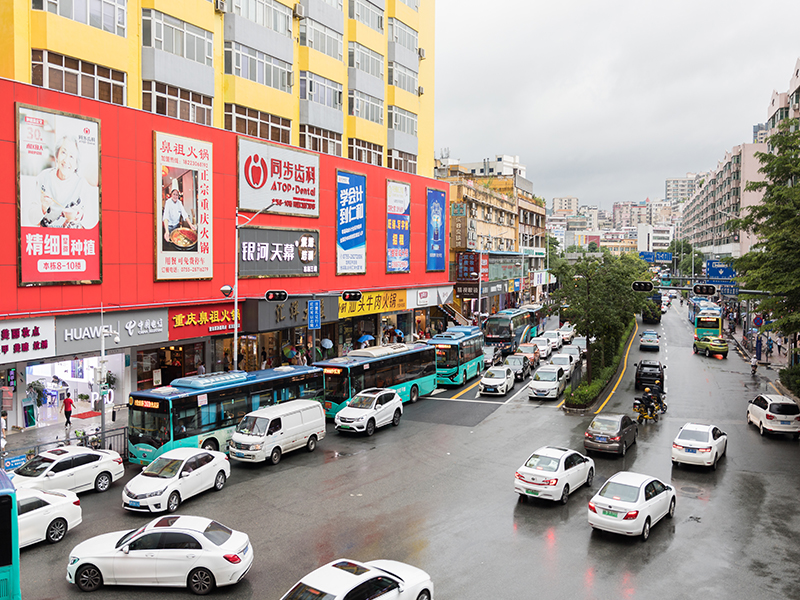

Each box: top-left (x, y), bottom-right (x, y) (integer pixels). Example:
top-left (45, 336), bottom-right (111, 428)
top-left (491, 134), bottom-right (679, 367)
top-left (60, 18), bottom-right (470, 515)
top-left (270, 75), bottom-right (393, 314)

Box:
top-left (17, 104), bottom-right (101, 285)
top-left (238, 227), bottom-right (319, 278)
top-left (426, 188), bottom-right (446, 272)
top-left (238, 137), bottom-right (319, 217)
top-left (155, 132), bottom-right (213, 280)
top-left (386, 180), bottom-right (411, 273)
top-left (336, 171), bottom-right (366, 274)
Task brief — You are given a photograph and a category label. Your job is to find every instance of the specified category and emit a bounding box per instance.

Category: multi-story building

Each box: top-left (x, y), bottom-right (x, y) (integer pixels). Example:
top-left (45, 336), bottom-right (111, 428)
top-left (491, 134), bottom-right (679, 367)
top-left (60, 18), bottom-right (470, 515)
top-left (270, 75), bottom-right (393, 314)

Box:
top-left (612, 200), bottom-right (650, 229)
top-left (453, 155), bottom-right (527, 178)
top-left (665, 173), bottom-right (699, 205)
top-left (577, 205), bottom-right (598, 230)
top-left (552, 196), bottom-right (579, 216)
top-left (637, 224), bottom-right (673, 253)
top-left (1, 0), bottom-right (435, 176)
top-left (600, 231), bottom-right (637, 257)
top-left (753, 123), bottom-right (767, 143)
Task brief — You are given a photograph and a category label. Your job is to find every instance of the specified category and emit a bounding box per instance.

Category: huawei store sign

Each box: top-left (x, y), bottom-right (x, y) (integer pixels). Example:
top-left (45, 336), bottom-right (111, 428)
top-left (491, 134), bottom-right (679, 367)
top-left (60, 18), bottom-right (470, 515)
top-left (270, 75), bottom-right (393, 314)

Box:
top-left (238, 137), bottom-right (320, 218)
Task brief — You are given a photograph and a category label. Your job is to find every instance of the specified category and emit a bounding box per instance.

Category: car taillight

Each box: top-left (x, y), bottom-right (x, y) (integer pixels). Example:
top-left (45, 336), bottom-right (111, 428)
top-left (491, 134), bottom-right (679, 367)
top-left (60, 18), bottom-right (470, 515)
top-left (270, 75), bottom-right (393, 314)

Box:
top-left (584, 431), bottom-right (591, 438)
top-left (223, 554), bottom-right (241, 564)
top-left (588, 502), bottom-right (597, 513)
top-left (113, 457), bottom-right (123, 465)
top-left (623, 510), bottom-right (639, 520)
top-left (795, 416), bottom-right (800, 422)
top-left (73, 499), bottom-right (81, 506)
top-left (610, 436), bottom-right (620, 442)
top-left (672, 443), bottom-right (683, 450)
top-left (693, 334), bottom-right (698, 340)
top-left (543, 478), bottom-right (558, 486)
top-left (514, 472), bottom-right (525, 481)
top-left (766, 414), bottom-right (775, 420)
top-left (698, 447), bottom-right (711, 453)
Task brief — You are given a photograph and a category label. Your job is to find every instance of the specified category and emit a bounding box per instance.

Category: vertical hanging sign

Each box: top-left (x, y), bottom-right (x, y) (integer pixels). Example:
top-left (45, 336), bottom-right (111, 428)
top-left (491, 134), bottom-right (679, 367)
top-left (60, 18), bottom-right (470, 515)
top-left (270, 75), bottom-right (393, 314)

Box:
top-left (336, 171), bottom-right (367, 274)
top-left (426, 188), bottom-right (446, 272)
top-left (386, 180), bottom-right (411, 273)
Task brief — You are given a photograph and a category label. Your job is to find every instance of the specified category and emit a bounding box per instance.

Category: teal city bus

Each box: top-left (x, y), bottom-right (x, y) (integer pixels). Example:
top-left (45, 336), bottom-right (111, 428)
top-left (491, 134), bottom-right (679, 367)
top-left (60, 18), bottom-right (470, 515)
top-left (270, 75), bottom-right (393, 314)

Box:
top-left (484, 305), bottom-right (543, 355)
top-left (315, 343), bottom-right (437, 417)
top-left (0, 469), bottom-right (21, 600)
top-left (427, 326), bottom-right (484, 386)
top-left (127, 367), bottom-right (324, 465)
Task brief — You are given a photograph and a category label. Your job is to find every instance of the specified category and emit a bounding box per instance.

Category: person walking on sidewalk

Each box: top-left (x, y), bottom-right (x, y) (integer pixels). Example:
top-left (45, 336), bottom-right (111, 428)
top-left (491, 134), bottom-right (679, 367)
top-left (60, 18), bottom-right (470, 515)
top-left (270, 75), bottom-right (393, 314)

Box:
top-left (1, 410), bottom-right (7, 457)
top-left (61, 392), bottom-right (74, 427)
top-left (776, 336), bottom-right (783, 357)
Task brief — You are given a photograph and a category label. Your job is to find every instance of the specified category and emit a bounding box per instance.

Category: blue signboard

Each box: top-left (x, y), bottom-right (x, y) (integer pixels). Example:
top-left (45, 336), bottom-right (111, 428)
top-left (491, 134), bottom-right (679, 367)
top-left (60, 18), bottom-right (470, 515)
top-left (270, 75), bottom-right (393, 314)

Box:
top-left (3, 454), bottom-right (26, 471)
top-left (308, 300), bottom-right (321, 330)
top-left (655, 252), bottom-right (672, 263)
top-left (639, 251), bottom-right (655, 263)
top-left (386, 181), bottom-right (411, 273)
top-left (514, 278), bottom-right (521, 292)
top-left (706, 260), bottom-right (738, 295)
top-left (426, 189), bottom-right (446, 271)
top-left (336, 172), bottom-right (367, 274)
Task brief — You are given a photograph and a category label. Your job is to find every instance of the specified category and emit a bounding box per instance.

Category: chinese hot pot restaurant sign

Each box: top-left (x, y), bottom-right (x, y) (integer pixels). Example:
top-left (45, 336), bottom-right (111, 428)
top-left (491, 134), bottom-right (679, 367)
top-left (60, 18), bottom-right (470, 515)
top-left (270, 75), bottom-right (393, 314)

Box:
top-left (155, 132), bottom-right (213, 280)
top-left (17, 105), bottom-right (101, 285)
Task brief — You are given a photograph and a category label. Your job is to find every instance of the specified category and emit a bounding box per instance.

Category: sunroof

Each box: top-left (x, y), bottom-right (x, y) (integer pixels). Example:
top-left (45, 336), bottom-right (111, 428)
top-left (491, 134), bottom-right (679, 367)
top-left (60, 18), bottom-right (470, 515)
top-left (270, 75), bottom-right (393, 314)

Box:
top-left (332, 561), bottom-right (369, 576)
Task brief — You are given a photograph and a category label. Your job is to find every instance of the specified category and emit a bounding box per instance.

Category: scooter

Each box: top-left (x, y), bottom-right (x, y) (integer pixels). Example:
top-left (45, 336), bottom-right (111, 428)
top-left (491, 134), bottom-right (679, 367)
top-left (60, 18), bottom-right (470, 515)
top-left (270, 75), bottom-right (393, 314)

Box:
top-left (751, 362), bottom-right (758, 377)
top-left (75, 425), bottom-right (101, 449)
top-left (652, 392), bottom-right (668, 414)
top-left (633, 397), bottom-right (659, 424)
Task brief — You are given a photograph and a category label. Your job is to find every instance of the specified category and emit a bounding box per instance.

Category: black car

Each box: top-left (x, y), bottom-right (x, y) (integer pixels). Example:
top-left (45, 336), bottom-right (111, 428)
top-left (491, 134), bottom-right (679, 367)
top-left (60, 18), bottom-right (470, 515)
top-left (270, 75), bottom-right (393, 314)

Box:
top-left (482, 346), bottom-right (503, 368)
top-left (504, 354), bottom-right (532, 381)
top-left (634, 360), bottom-right (666, 390)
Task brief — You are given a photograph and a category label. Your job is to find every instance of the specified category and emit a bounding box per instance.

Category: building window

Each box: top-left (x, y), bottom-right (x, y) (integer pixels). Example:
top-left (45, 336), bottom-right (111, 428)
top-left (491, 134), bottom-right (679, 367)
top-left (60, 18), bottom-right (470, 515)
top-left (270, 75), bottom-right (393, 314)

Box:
top-left (388, 105), bottom-right (417, 136)
top-left (299, 72), bottom-right (343, 110)
top-left (349, 0), bottom-right (383, 33)
top-left (33, 0), bottom-right (127, 37)
top-left (388, 18), bottom-right (418, 52)
top-left (142, 81), bottom-right (212, 125)
top-left (397, 0), bottom-right (419, 10)
top-left (348, 138), bottom-right (382, 166)
top-left (142, 10), bottom-right (213, 67)
top-left (224, 42), bottom-right (292, 92)
top-left (225, 104), bottom-right (290, 144)
top-left (387, 149), bottom-right (416, 174)
top-left (300, 19), bottom-right (343, 61)
top-left (299, 125), bottom-right (342, 156)
top-left (349, 42), bottom-right (383, 78)
top-left (32, 50), bottom-right (126, 105)
top-left (348, 90), bottom-right (383, 124)
top-left (388, 61), bottom-right (417, 94)
top-left (229, 0), bottom-right (292, 37)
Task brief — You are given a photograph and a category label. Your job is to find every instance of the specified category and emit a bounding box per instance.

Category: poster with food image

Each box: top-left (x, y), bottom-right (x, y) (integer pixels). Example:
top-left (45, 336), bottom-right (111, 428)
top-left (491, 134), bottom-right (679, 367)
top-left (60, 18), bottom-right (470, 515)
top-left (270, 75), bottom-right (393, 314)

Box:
top-left (16, 104), bottom-right (101, 285)
top-left (154, 132), bottom-right (213, 280)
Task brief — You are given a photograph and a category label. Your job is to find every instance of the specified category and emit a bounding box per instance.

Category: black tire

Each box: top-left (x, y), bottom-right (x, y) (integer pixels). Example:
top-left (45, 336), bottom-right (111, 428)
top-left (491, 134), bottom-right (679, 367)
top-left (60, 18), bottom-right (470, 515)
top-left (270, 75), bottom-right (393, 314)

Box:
top-left (560, 484), bottom-right (570, 505)
top-left (759, 422), bottom-right (765, 437)
top-left (672, 460), bottom-right (679, 467)
top-left (621, 440), bottom-right (627, 456)
top-left (392, 409), bottom-right (401, 427)
top-left (366, 419), bottom-right (376, 436)
top-left (306, 435), bottom-right (317, 452)
top-left (46, 517), bottom-right (68, 544)
top-left (188, 567), bottom-right (216, 596)
top-left (409, 385), bottom-right (420, 403)
top-left (518, 494), bottom-right (527, 504)
top-left (214, 470), bottom-right (226, 491)
top-left (721, 353), bottom-right (728, 359)
top-left (416, 591), bottom-right (431, 600)
top-left (201, 438), bottom-right (218, 452)
top-left (641, 518), bottom-right (651, 541)
top-left (711, 454), bottom-right (718, 471)
top-left (270, 447), bottom-right (282, 465)
top-left (167, 491), bottom-right (181, 513)
top-left (76, 564), bottom-right (103, 592)
top-left (94, 472), bottom-right (111, 493)
top-left (793, 433), bottom-right (800, 441)
top-left (705, 348), bottom-right (710, 357)
top-left (633, 430), bottom-right (638, 445)
top-left (634, 381), bottom-right (640, 390)
top-left (637, 416), bottom-right (643, 424)
top-left (693, 345), bottom-right (697, 354)
top-left (654, 412), bottom-right (659, 423)
top-left (586, 467), bottom-right (594, 487)
top-left (667, 497), bottom-right (676, 519)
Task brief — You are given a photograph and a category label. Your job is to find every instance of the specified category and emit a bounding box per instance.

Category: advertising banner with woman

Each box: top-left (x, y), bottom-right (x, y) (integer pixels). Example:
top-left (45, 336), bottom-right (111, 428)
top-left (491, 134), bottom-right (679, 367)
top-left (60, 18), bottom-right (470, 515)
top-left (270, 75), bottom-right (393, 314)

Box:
top-left (426, 188), bottom-right (446, 272)
top-left (16, 104), bottom-right (101, 285)
top-left (386, 180), bottom-right (411, 273)
top-left (154, 132), bottom-right (213, 280)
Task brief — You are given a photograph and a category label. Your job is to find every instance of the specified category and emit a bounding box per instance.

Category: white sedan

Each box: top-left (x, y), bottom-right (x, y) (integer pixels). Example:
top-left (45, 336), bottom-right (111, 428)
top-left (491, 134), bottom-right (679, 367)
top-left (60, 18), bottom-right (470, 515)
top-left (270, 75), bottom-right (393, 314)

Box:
top-left (479, 366), bottom-right (515, 396)
top-left (671, 423), bottom-right (728, 469)
top-left (542, 331), bottom-right (563, 352)
top-left (11, 446), bottom-right (125, 494)
top-left (550, 353), bottom-right (577, 380)
top-left (18, 488), bottom-right (82, 548)
top-left (122, 448), bottom-right (230, 513)
top-left (67, 515), bottom-right (253, 595)
top-left (515, 446), bottom-right (594, 504)
top-left (335, 388), bottom-right (403, 435)
top-left (588, 471), bottom-right (676, 541)
top-left (280, 558), bottom-right (433, 600)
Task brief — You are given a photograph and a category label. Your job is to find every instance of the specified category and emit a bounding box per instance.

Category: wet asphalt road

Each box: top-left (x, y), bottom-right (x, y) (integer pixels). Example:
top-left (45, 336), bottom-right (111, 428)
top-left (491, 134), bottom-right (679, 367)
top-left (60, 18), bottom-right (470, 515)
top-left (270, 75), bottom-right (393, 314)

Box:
top-left (18, 304), bottom-right (800, 600)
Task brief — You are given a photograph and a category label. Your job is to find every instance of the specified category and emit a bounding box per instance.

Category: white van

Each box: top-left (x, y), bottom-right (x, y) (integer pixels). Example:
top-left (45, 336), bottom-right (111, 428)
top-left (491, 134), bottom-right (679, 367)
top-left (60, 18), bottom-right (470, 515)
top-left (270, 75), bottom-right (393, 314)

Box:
top-left (229, 400), bottom-right (326, 465)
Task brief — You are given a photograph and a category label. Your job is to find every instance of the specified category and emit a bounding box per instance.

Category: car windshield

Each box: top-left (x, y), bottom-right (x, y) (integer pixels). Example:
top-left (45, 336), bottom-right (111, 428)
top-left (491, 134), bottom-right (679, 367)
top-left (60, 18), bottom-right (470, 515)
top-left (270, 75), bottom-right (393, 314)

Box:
top-left (348, 395), bottom-right (376, 410)
top-left (485, 368), bottom-right (506, 379)
top-left (116, 526), bottom-right (145, 549)
top-left (770, 403), bottom-right (800, 416)
top-left (236, 416), bottom-right (269, 436)
top-left (678, 429), bottom-right (709, 442)
top-left (143, 457), bottom-right (182, 479)
top-left (544, 332), bottom-right (559, 339)
top-left (534, 371), bottom-right (557, 382)
top-left (599, 481), bottom-right (640, 503)
top-left (590, 418), bottom-right (618, 432)
top-left (531, 339), bottom-right (548, 348)
top-left (203, 521), bottom-right (233, 546)
top-left (505, 356), bottom-right (524, 366)
top-left (283, 583), bottom-right (336, 600)
top-left (323, 371), bottom-right (350, 404)
top-left (15, 455), bottom-right (55, 478)
top-left (524, 454), bottom-right (560, 472)
top-left (642, 334), bottom-right (658, 340)
top-left (128, 406), bottom-right (170, 450)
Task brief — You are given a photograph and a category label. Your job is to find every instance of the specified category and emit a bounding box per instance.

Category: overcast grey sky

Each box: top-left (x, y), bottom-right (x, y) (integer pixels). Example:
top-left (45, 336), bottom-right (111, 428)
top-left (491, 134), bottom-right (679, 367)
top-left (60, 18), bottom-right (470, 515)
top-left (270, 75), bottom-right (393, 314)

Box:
top-left (434, 0), bottom-right (800, 211)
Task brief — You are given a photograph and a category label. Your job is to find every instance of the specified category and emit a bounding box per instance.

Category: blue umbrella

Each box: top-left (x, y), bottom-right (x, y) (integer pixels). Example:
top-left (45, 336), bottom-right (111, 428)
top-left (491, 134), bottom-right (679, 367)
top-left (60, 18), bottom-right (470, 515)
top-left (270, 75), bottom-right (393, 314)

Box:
top-left (395, 329), bottom-right (404, 338)
top-left (358, 334), bottom-right (374, 343)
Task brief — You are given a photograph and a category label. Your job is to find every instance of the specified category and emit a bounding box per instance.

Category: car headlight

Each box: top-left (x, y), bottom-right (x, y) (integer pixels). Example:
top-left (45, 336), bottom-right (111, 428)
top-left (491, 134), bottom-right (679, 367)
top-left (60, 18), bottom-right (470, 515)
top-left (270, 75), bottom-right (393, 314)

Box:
top-left (69, 556), bottom-right (80, 565)
top-left (249, 444), bottom-right (262, 451)
top-left (355, 416), bottom-right (366, 421)
top-left (145, 488), bottom-right (166, 498)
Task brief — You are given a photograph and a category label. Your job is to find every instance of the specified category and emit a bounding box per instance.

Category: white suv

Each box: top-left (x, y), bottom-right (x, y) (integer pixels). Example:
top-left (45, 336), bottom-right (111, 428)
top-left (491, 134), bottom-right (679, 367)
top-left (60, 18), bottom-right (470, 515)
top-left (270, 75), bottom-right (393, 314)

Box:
top-left (747, 394), bottom-right (800, 439)
top-left (335, 388), bottom-right (403, 436)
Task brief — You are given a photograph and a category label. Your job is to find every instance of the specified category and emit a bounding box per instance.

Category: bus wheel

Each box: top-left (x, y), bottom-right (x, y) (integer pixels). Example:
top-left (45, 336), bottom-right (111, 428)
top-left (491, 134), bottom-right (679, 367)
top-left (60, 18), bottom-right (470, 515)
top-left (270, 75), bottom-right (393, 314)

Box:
top-left (410, 385), bottom-right (419, 403)
top-left (202, 438), bottom-right (218, 452)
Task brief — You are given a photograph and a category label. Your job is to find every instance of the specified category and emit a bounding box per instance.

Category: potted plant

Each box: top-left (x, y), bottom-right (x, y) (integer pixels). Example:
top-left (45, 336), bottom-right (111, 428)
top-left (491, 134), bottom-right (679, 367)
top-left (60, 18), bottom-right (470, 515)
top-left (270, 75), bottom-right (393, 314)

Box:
top-left (26, 380), bottom-right (46, 407)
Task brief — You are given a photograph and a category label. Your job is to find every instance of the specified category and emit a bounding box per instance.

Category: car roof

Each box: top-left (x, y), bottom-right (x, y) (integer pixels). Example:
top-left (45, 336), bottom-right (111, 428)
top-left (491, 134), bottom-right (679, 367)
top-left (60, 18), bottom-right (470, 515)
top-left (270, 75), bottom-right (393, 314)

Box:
top-left (533, 445), bottom-right (573, 459)
top-left (160, 447), bottom-right (209, 460)
top-left (355, 388), bottom-right (394, 398)
top-left (40, 446), bottom-right (96, 459)
top-left (537, 365), bottom-right (560, 372)
top-left (606, 471), bottom-right (654, 487)
top-left (639, 360), bottom-right (662, 367)
top-left (300, 559), bottom-right (382, 596)
top-left (592, 413), bottom-right (624, 423)
top-left (680, 422), bottom-right (713, 432)
top-left (144, 515), bottom-right (215, 533)
top-left (761, 394), bottom-right (795, 404)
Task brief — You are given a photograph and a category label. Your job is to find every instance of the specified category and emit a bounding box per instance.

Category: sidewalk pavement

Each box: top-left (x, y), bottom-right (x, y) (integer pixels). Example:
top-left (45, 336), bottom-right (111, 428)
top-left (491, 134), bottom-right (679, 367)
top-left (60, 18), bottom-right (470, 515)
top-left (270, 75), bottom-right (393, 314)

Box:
top-left (731, 333), bottom-right (798, 402)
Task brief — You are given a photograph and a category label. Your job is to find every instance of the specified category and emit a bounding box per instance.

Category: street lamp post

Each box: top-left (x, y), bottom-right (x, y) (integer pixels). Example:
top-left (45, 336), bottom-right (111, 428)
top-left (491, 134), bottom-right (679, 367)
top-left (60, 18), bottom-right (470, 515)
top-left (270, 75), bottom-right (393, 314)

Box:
top-left (98, 304), bottom-right (119, 449)
top-left (573, 273), bottom-right (593, 384)
top-left (470, 267), bottom-right (482, 325)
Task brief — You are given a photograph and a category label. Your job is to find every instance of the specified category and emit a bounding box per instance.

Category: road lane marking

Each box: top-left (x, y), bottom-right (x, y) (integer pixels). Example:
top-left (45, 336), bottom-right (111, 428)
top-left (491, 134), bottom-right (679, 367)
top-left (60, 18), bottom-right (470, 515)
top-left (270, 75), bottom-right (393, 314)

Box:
top-left (769, 381), bottom-right (781, 395)
top-left (451, 379), bottom-right (481, 399)
top-left (427, 396), bottom-right (507, 405)
top-left (593, 317), bottom-right (639, 414)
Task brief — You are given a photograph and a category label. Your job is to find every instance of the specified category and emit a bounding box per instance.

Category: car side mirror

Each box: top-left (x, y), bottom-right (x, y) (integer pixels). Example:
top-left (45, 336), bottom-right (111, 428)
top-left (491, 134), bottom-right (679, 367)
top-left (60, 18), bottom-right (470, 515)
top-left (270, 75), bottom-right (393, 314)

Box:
top-left (122, 545), bottom-right (130, 554)
top-left (46, 472), bottom-right (55, 478)
top-left (721, 432), bottom-right (727, 437)
top-left (663, 365), bottom-right (667, 369)
top-left (633, 362), bottom-right (638, 366)
top-left (375, 404), bottom-right (382, 409)
top-left (181, 471), bottom-right (191, 478)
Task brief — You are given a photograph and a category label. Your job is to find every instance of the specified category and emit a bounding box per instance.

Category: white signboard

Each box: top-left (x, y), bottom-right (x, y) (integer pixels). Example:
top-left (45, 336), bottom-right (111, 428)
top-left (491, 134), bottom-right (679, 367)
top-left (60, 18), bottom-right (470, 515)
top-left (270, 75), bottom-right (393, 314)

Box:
top-left (0, 317), bottom-right (56, 366)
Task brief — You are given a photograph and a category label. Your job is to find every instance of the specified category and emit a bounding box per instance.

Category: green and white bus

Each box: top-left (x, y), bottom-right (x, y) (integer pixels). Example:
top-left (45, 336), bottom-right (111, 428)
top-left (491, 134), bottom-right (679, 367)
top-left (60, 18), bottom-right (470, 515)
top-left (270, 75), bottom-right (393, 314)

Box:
top-left (315, 343), bottom-right (437, 417)
top-left (428, 326), bottom-right (484, 386)
top-left (127, 367), bottom-right (324, 465)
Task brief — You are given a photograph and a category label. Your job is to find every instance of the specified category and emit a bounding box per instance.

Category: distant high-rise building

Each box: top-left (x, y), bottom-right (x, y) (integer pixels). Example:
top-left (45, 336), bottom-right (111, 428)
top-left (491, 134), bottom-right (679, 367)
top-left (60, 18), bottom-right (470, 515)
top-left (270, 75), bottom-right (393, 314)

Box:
top-left (753, 123), bottom-right (768, 143)
top-left (552, 196), bottom-right (579, 216)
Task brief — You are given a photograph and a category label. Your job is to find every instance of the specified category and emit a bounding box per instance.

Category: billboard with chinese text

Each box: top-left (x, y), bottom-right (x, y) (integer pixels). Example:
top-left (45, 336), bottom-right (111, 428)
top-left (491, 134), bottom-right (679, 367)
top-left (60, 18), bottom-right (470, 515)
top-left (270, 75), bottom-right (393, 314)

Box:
top-left (0, 317), bottom-right (56, 367)
top-left (238, 227), bottom-right (319, 278)
top-left (168, 304), bottom-right (241, 340)
top-left (16, 104), bottom-right (101, 285)
top-left (426, 188), bottom-right (446, 271)
top-left (155, 132), bottom-right (213, 280)
top-left (337, 290), bottom-right (407, 318)
top-left (336, 171), bottom-right (367, 274)
top-left (386, 180), bottom-right (410, 273)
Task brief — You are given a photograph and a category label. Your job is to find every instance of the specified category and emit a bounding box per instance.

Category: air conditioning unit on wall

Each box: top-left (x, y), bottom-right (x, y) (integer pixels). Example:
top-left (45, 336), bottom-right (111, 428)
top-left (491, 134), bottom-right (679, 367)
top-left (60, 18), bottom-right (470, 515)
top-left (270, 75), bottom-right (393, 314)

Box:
top-left (215, 0), bottom-right (226, 13)
top-left (417, 86), bottom-right (424, 96)
top-left (418, 47), bottom-right (426, 59)
top-left (293, 3), bottom-right (305, 18)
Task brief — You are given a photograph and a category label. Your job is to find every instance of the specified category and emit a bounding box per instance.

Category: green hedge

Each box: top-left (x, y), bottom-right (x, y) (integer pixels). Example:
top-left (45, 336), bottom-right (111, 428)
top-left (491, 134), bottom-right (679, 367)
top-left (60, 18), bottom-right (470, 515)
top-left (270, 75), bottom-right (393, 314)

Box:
top-left (564, 319), bottom-right (636, 408)
top-left (779, 364), bottom-right (800, 397)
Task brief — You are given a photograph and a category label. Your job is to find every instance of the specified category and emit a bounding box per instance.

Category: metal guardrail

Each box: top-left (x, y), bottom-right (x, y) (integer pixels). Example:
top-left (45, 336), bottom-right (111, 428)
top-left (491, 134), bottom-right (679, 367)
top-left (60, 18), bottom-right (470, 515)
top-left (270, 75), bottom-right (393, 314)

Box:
top-left (8, 426), bottom-right (129, 463)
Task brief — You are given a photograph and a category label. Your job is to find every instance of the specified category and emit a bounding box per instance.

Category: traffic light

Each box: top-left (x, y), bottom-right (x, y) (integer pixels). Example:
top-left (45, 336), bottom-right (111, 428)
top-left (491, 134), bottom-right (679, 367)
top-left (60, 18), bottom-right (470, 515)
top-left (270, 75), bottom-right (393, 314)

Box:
top-left (693, 284), bottom-right (716, 296)
top-left (341, 290), bottom-right (363, 302)
top-left (631, 281), bottom-right (654, 292)
top-left (265, 290), bottom-right (288, 302)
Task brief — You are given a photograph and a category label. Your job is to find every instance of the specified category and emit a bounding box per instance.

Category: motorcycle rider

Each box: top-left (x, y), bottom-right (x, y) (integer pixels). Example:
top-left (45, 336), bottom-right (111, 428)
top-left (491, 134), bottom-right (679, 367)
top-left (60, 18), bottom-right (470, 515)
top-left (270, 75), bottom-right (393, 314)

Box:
top-left (751, 356), bottom-right (758, 375)
top-left (642, 387), bottom-right (657, 418)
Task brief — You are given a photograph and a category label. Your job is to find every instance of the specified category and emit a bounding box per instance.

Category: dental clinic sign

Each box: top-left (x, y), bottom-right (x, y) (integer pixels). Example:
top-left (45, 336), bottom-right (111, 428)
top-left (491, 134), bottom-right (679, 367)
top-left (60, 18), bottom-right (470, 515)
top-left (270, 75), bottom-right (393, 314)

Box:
top-left (56, 309), bottom-right (169, 354)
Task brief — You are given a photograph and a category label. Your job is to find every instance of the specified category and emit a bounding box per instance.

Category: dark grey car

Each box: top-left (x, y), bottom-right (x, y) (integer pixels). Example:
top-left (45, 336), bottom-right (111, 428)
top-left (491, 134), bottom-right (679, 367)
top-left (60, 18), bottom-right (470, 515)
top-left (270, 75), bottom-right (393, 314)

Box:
top-left (583, 413), bottom-right (638, 456)
top-left (482, 346), bottom-right (503, 368)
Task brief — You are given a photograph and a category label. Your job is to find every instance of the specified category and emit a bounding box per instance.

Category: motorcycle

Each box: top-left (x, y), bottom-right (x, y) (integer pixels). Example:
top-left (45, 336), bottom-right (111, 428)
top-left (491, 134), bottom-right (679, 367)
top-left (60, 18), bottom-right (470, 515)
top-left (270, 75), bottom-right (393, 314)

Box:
top-left (651, 391), bottom-right (668, 414)
top-left (751, 362), bottom-right (758, 377)
top-left (75, 425), bottom-right (101, 449)
top-left (633, 397), bottom-right (659, 424)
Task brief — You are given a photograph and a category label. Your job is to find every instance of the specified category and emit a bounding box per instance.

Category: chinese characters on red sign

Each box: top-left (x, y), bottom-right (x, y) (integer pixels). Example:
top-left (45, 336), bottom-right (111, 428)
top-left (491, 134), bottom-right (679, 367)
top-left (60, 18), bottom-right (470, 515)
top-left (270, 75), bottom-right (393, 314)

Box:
top-left (168, 305), bottom-right (241, 340)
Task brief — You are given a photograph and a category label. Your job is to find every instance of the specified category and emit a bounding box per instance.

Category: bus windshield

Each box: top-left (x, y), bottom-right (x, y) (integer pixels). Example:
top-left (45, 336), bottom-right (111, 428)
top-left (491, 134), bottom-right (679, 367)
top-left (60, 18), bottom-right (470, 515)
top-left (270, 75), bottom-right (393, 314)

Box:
top-left (324, 371), bottom-right (351, 405)
top-left (485, 317), bottom-right (512, 338)
top-left (128, 407), bottom-right (170, 449)
top-left (236, 416), bottom-right (269, 436)
top-left (434, 345), bottom-right (458, 369)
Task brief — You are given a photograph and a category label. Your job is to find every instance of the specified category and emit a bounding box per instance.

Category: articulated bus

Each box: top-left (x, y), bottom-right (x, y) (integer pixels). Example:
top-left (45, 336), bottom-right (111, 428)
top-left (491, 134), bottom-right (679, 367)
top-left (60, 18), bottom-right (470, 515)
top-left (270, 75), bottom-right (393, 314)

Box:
top-left (484, 305), bottom-right (542, 355)
top-left (0, 469), bottom-right (21, 600)
top-left (315, 343), bottom-right (437, 417)
top-left (127, 367), bottom-right (324, 465)
top-left (428, 326), bottom-right (485, 386)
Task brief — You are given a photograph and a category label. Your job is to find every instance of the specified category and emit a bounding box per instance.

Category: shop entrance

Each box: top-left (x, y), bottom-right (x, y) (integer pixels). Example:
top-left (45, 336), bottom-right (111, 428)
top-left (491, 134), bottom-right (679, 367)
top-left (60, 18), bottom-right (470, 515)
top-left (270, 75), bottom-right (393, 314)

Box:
top-left (136, 342), bottom-right (204, 390)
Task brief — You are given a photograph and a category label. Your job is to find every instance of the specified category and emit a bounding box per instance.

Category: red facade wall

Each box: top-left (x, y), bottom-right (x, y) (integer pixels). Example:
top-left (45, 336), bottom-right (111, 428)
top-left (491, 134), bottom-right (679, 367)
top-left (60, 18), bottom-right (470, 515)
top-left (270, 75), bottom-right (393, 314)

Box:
top-left (0, 79), bottom-right (450, 319)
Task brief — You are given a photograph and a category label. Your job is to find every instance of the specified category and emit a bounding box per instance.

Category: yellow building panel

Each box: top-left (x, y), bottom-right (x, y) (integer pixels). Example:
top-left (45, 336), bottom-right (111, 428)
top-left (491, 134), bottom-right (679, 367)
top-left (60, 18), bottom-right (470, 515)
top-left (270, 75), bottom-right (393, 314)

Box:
top-left (143, 0), bottom-right (221, 33)
top-left (415, 0), bottom-right (434, 176)
top-left (345, 115), bottom-right (387, 147)
top-left (386, 86), bottom-right (421, 114)
top-left (297, 47), bottom-right (347, 84)
top-left (386, 0), bottom-right (420, 32)
top-left (346, 21), bottom-right (387, 56)
top-left (0, 0), bottom-right (32, 82)
top-left (222, 75), bottom-right (297, 122)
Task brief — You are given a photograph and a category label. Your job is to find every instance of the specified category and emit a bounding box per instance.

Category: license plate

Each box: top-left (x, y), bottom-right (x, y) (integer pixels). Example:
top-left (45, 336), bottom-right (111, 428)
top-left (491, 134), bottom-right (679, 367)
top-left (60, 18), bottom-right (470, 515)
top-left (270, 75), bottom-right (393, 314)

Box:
top-left (233, 451), bottom-right (245, 458)
top-left (596, 436), bottom-right (608, 442)
top-left (781, 421), bottom-right (790, 425)
top-left (340, 425), bottom-right (351, 429)
top-left (525, 489), bottom-right (539, 496)
top-left (129, 500), bottom-right (140, 507)
top-left (486, 387), bottom-right (495, 392)
top-left (685, 448), bottom-right (696, 454)
top-left (602, 510), bottom-right (618, 517)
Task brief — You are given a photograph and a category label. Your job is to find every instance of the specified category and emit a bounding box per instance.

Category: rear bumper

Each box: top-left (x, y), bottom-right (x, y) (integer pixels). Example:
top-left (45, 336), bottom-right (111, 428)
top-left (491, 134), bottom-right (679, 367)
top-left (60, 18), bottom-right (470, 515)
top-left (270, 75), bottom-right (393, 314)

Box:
top-left (584, 440), bottom-right (623, 454)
